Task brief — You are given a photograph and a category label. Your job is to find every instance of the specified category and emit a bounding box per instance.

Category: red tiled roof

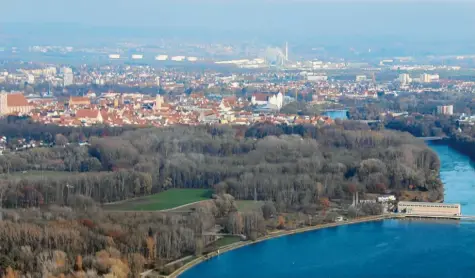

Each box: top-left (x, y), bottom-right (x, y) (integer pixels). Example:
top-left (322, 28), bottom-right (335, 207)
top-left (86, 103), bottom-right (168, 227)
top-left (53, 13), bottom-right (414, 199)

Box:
top-left (70, 96), bottom-right (90, 105)
top-left (76, 109), bottom-right (99, 119)
top-left (100, 109), bottom-right (109, 122)
top-left (7, 94), bottom-right (29, 107)
top-left (252, 93), bottom-right (269, 102)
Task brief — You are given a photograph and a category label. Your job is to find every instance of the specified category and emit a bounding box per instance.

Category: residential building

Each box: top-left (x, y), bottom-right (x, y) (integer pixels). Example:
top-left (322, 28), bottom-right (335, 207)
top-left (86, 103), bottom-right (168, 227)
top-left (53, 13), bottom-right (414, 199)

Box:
top-left (62, 67), bottom-right (74, 87)
top-left (398, 73), bottom-right (412, 85)
top-left (75, 109), bottom-right (103, 124)
top-left (420, 73), bottom-right (439, 83)
top-left (437, 105), bottom-right (453, 115)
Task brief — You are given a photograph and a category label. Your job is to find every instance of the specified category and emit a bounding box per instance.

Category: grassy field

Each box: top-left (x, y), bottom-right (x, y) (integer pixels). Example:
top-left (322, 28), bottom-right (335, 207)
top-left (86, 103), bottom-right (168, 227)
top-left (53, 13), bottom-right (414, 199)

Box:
top-left (236, 200), bottom-right (264, 212)
top-left (212, 236), bottom-right (242, 248)
top-left (104, 189), bottom-right (213, 211)
top-left (204, 236), bottom-right (242, 253)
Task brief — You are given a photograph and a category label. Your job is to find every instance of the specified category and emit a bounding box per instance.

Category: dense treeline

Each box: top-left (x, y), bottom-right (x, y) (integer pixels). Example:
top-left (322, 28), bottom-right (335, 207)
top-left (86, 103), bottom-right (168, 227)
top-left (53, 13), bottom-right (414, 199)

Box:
top-left (0, 116), bottom-right (137, 147)
top-left (0, 122), bottom-right (443, 210)
top-left (384, 114), bottom-right (454, 137)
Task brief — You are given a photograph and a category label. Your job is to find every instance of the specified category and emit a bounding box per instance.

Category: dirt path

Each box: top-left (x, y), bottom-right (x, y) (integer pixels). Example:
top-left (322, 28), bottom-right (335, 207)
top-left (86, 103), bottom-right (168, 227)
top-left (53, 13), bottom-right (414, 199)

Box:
top-left (103, 200), bottom-right (209, 213)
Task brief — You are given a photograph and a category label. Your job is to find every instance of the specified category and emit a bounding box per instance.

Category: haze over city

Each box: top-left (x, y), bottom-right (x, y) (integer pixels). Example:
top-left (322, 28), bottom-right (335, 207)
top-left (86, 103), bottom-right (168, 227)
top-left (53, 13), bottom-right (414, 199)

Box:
top-left (1, 0), bottom-right (474, 48)
top-left (0, 0), bottom-right (474, 277)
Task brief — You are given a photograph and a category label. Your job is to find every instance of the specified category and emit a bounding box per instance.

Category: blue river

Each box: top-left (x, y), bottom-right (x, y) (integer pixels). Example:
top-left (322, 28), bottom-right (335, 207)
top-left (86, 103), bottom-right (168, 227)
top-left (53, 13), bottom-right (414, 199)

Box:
top-left (180, 116), bottom-right (475, 278)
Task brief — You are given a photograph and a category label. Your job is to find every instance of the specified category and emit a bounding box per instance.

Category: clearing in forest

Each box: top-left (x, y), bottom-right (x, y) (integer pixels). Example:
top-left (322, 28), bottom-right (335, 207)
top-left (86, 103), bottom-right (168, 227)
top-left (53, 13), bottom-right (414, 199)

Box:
top-left (104, 188), bottom-right (213, 211)
top-left (236, 200), bottom-right (264, 212)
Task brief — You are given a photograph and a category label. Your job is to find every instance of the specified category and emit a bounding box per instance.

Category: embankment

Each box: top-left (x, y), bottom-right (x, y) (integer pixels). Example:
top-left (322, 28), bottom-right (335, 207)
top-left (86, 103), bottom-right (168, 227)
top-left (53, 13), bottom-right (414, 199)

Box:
top-left (169, 215), bottom-right (390, 278)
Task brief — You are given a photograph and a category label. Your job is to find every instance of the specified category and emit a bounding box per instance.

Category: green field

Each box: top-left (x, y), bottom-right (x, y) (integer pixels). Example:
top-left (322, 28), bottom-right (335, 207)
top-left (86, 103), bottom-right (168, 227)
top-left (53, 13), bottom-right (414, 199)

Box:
top-left (205, 236), bottom-right (242, 253)
top-left (212, 236), bottom-right (242, 248)
top-left (105, 189), bottom-right (213, 211)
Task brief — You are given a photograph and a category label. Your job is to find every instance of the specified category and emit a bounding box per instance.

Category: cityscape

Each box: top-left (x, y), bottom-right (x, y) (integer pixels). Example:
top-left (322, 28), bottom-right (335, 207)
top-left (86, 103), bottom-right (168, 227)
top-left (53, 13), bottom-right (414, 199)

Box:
top-left (0, 0), bottom-right (474, 278)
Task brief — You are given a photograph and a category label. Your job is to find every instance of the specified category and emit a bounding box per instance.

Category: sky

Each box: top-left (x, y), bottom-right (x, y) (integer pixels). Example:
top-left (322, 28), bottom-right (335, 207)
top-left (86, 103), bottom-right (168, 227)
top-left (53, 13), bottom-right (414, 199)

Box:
top-left (1, 0), bottom-right (474, 46)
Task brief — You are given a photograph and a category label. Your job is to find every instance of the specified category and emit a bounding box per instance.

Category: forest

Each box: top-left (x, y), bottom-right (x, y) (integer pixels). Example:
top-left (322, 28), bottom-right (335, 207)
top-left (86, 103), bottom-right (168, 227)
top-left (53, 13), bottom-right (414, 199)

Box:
top-left (0, 121), bottom-right (443, 277)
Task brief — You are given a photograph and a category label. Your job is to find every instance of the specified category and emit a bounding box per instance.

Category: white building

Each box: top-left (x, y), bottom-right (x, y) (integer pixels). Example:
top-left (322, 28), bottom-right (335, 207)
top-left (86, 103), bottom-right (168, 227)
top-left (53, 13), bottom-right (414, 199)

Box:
top-left (420, 73), bottom-right (439, 83)
top-left (25, 74), bottom-right (35, 84)
top-left (251, 92), bottom-right (284, 109)
top-left (437, 105), bottom-right (453, 115)
top-left (355, 75), bottom-right (367, 82)
top-left (155, 55), bottom-right (169, 61)
top-left (62, 67), bottom-right (74, 87)
top-left (307, 75), bottom-right (328, 82)
top-left (171, 56), bottom-right (186, 62)
top-left (398, 73), bottom-right (412, 85)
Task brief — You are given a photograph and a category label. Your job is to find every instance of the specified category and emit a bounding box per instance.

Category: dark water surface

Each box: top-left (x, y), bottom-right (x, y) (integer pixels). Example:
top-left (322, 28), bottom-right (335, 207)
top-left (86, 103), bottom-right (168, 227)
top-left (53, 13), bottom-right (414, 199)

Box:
top-left (179, 136), bottom-right (475, 278)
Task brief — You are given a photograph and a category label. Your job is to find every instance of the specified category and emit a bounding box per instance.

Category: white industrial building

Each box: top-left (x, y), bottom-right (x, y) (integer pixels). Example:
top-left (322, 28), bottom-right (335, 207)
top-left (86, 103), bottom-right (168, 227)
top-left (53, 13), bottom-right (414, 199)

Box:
top-left (307, 75), bottom-right (328, 82)
top-left (155, 55), bottom-right (169, 61)
top-left (171, 56), bottom-right (186, 62)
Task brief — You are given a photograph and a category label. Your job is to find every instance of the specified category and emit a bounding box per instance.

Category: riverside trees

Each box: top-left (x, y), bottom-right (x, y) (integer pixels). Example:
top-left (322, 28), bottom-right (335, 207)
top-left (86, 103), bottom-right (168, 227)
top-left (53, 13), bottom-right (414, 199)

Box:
top-left (0, 122), bottom-right (442, 209)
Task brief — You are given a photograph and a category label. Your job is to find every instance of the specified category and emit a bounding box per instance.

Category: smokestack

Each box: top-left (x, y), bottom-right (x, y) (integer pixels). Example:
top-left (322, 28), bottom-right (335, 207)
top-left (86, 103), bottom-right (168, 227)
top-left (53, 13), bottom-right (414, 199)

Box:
top-left (285, 42), bottom-right (289, 61)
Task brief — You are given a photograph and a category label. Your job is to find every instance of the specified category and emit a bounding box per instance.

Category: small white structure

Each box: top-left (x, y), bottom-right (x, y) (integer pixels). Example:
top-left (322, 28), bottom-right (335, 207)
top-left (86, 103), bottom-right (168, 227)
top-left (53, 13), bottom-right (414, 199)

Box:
top-left (377, 195), bottom-right (396, 203)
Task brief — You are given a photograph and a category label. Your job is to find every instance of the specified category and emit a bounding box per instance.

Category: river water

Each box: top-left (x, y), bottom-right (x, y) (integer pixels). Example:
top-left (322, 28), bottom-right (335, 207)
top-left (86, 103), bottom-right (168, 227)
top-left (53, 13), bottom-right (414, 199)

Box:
top-left (179, 119), bottom-right (475, 278)
top-left (430, 143), bottom-right (475, 215)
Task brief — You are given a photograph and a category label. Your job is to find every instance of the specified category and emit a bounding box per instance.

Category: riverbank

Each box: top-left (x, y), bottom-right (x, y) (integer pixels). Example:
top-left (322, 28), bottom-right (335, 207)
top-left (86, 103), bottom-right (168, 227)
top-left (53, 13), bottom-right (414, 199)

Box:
top-left (169, 215), bottom-right (389, 278)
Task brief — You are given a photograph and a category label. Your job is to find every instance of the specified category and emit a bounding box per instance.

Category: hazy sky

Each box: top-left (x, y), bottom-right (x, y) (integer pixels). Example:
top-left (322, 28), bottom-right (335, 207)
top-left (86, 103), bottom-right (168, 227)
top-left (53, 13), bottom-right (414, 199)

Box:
top-left (1, 0), bottom-right (474, 44)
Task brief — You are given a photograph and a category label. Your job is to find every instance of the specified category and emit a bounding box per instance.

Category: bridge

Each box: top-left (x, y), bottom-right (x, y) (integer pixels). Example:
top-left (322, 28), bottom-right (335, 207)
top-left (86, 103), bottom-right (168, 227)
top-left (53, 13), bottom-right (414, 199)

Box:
top-left (417, 136), bottom-right (448, 141)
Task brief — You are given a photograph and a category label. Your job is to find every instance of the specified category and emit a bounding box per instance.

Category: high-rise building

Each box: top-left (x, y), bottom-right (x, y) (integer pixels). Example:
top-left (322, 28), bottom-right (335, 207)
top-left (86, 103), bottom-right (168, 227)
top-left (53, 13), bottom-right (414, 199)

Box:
top-left (398, 73), bottom-right (412, 85)
top-left (437, 105), bottom-right (453, 115)
top-left (62, 67), bottom-right (74, 87)
top-left (420, 73), bottom-right (439, 83)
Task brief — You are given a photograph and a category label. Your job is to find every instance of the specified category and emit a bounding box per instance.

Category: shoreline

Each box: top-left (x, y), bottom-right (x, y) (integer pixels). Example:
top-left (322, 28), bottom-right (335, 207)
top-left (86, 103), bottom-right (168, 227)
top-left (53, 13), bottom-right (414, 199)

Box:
top-left (169, 214), bottom-right (390, 278)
